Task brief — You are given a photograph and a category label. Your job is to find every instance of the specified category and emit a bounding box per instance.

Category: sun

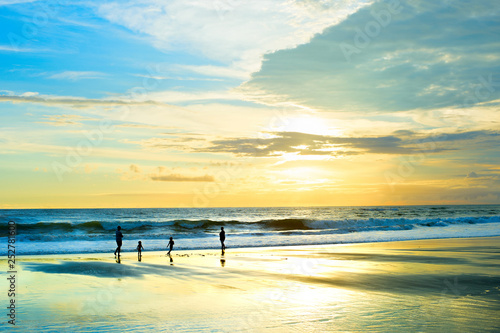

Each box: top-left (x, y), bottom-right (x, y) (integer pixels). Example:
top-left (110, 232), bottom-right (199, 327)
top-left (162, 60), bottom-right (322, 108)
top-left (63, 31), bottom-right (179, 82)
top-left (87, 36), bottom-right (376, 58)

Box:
top-left (281, 115), bottom-right (341, 136)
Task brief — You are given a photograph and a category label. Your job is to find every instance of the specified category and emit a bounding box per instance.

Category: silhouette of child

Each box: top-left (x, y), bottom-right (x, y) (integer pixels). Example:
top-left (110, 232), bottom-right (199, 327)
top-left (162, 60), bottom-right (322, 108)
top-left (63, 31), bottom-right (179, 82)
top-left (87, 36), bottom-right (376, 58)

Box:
top-left (167, 237), bottom-right (174, 255)
top-left (137, 241), bottom-right (144, 254)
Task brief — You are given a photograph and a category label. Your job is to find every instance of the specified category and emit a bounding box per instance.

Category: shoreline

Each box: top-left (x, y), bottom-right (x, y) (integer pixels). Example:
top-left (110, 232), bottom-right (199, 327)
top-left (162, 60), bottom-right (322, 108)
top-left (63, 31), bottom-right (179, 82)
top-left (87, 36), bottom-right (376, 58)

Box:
top-left (5, 205), bottom-right (499, 258)
top-left (6, 233), bottom-right (500, 258)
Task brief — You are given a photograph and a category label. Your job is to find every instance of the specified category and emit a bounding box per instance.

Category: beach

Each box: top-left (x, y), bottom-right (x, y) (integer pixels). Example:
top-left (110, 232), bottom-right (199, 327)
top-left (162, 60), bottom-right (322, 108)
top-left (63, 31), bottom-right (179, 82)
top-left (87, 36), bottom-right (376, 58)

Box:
top-left (3, 236), bottom-right (499, 332)
top-left (2, 1), bottom-right (499, 332)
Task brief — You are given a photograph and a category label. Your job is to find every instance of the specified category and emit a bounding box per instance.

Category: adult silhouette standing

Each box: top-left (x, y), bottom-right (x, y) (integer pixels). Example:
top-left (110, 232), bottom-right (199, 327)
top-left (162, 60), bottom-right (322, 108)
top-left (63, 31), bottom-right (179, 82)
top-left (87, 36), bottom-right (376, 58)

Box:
top-left (219, 227), bottom-right (226, 253)
top-left (114, 226), bottom-right (123, 257)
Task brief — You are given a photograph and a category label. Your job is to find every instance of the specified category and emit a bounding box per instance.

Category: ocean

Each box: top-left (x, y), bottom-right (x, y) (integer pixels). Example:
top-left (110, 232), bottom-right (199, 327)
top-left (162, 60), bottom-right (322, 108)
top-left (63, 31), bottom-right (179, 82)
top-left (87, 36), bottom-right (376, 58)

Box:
top-left (2, 205), bottom-right (500, 255)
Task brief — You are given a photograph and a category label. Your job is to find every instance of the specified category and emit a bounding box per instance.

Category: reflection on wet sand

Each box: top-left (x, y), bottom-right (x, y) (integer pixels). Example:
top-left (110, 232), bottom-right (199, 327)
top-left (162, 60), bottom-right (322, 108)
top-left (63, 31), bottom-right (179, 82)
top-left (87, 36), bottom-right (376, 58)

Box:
top-left (15, 237), bottom-right (500, 332)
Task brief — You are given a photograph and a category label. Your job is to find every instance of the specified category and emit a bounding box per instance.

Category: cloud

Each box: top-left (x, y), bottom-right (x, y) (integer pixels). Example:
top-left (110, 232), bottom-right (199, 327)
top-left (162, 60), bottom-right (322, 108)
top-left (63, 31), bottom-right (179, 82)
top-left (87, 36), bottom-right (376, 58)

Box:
top-left (0, 92), bottom-right (180, 109)
top-left (429, 131), bottom-right (500, 143)
top-left (198, 130), bottom-right (499, 157)
top-left (177, 65), bottom-right (249, 80)
top-left (148, 166), bottom-right (215, 182)
top-left (115, 123), bottom-right (177, 129)
top-left (150, 174), bottom-right (214, 182)
top-left (129, 164), bottom-right (141, 173)
top-left (96, 0), bottom-right (371, 76)
top-left (123, 135), bottom-right (206, 152)
top-left (84, 164), bottom-right (99, 174)
top-left (134, 73), bottom-right (223, 82)
top-left (0, 0), bottom-right (38, 5)
top-left (465, 170), bottom-right (500, 180)
top-left (0, 45), bottom-right (36, 52)
top-left (119, 164), bottom-right (215, 182)
top-left (48, 71), bottom-right (107, 81)
top-left (134, 90), bottom-right (245, 104)
top-left (240, 0), bottom-right (500, 111)
top-left (0, 90), bottom-right (248, 109)
top-left (37, 114), bottom-right (99, 126)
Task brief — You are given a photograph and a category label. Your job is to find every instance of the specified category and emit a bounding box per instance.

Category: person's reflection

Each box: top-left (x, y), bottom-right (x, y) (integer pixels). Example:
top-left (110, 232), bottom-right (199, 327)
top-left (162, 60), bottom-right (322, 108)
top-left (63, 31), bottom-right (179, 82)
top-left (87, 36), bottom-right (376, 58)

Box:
top-left (169, 254), bottom-right (174, 265)
top-left (116, 255), bottom-right (121, 264)
top-left (220, 255), bottom-right (226, 267)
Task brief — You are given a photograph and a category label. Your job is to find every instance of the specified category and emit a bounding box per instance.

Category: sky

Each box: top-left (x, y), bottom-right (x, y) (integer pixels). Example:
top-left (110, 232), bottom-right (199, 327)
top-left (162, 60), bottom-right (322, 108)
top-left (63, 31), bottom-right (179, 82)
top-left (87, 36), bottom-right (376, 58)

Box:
top-left (0, 0), bottom-right (499, 208)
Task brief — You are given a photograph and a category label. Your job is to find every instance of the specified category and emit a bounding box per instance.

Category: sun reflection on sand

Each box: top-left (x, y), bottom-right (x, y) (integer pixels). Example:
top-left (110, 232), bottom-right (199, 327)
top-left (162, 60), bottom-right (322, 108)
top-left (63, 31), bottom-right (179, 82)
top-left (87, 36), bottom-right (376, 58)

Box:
top-left (10, 238), bottom-right (500, 331)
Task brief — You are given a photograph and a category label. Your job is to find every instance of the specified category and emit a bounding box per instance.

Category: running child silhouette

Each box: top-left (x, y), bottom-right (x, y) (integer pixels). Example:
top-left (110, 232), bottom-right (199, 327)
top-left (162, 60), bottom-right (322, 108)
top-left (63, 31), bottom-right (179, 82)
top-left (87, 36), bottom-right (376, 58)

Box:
top-left (167, 237), bottom-right (174, 255)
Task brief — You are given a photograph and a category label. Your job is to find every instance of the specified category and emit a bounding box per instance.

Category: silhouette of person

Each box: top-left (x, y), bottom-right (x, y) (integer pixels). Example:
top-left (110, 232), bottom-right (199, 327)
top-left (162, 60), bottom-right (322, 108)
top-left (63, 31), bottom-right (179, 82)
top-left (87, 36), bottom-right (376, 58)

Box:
top-left (114, 226), bottom-right (123, 257)
top-left (219, 227), bottom-right (226, 253)
top-left (137, 241), bottom-right (144, 261)
top-left (167, 237), bottom-right (174, 255)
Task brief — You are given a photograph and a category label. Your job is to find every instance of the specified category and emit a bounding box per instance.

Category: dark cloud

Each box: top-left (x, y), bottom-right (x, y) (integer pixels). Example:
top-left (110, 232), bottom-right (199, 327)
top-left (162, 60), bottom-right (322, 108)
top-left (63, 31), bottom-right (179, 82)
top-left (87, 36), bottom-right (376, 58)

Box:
top-left (241, 0), bottom-right (500, 112)
top-left (465, 170), bottom-right (500, 180)
top-left (198, 130), bottom-right (498, 157)
top-left (426, 131), bottom-right (500, 143)
top-left (201, 131), bottom-right (415, 156)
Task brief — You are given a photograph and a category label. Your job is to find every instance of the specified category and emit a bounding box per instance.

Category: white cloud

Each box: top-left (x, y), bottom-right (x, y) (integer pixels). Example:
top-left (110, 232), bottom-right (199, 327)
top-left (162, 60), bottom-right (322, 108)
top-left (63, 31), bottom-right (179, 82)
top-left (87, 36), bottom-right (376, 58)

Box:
top-left (48, 71), bottom-right (107, 81)
top-left (128, 89), bottom-right (244, 104)
top-left (21, 91), bottom-right (39, 97)
top-left (96, 0), bottom-right (371, 76)
top-left (178, 64), bottom-right (249, 80)
top-left (134, 73), bottom-right (223, 82)
top-left (0, 0), bottom-right (38, 5)
top-left (0, 45), bottom-right (35, 52)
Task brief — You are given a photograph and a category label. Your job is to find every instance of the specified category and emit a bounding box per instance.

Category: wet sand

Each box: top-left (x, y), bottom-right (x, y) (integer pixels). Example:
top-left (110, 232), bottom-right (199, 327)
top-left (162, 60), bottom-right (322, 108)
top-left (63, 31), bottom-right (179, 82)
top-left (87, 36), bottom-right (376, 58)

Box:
top-left (2, 237), bottom-right (500, 332)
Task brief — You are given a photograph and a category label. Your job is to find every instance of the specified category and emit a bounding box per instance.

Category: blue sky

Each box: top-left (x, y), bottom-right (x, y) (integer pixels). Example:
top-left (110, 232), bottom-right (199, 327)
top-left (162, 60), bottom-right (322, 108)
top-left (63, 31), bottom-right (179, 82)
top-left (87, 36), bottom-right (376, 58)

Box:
top-left (0, 0), bottom-right (499, 208)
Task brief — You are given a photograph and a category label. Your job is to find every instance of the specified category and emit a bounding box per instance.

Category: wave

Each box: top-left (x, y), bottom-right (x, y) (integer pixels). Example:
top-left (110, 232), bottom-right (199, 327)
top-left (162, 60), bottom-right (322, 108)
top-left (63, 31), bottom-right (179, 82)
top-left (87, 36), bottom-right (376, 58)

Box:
top-left (261, 218), bottom-right (310, 230)
top-left (7, 221), bottom-right (106, 234)
top-left (3, 215), bottom-right (500, 240)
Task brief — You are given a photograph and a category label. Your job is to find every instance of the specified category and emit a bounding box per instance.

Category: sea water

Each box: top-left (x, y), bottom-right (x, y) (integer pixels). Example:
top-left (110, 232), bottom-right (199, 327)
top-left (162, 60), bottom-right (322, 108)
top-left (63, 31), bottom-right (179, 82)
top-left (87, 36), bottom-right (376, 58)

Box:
top-left (1, 205), bottom-right (499, 255)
